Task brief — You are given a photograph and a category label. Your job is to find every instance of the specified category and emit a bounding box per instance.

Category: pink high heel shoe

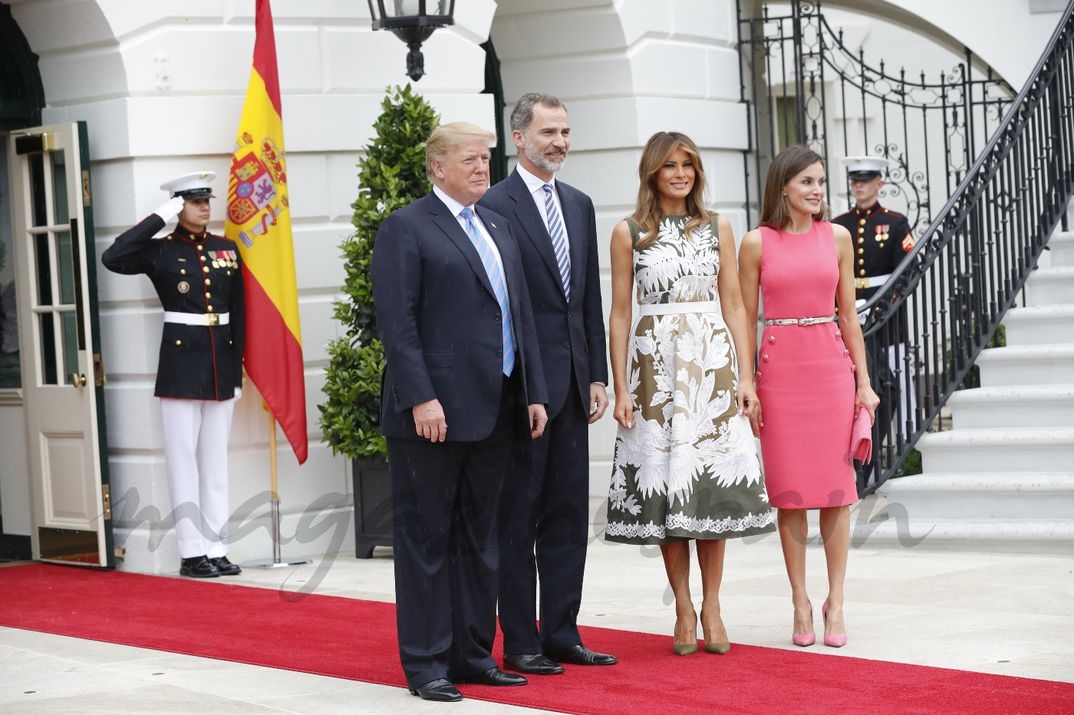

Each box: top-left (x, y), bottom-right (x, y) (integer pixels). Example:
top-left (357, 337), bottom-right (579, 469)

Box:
top-left (791, 603), bottom-right (815, 647)
top-left (822, 601), bottom-right (848, 648)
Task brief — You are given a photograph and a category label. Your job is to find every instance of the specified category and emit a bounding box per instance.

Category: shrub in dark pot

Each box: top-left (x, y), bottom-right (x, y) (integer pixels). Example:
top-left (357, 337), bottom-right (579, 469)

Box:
top-left (319, 85), bottom-right (439, 557)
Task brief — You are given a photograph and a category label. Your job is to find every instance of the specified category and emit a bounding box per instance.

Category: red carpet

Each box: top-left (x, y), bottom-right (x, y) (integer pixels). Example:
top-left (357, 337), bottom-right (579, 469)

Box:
top-left (1, 563), bottom-right (1071, 714)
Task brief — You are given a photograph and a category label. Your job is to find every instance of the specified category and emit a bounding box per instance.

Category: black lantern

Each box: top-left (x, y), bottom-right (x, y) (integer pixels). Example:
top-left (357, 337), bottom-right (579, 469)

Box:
top-left (367, 0), bottom-right (456, 81)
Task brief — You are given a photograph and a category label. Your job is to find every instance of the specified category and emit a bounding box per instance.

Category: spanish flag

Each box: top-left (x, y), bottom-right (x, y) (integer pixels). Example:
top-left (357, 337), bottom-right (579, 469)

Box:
top-left (225, 0), bottom-right (308, 464)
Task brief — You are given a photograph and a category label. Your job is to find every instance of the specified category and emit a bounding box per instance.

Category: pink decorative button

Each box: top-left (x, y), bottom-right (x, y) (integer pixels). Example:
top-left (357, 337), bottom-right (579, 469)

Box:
top-left (762, 354), bottom-right (770, 362)
top-left (842, 349), bottom-right (850, 356)
top-left (768, 335), bottom-right (776, 344)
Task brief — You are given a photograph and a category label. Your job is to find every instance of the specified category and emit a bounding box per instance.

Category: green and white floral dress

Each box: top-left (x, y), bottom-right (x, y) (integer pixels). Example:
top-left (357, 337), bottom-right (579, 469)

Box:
top-left (605, 215), bottom-right (776, 545)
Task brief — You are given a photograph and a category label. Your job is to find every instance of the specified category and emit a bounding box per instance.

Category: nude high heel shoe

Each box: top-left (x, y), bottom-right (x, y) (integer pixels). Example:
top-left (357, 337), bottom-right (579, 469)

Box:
top-left (700, 608), bottom-right (731, 654)
top-left (672, 612), bottom-right (698, 656)
top-left (791, 603), bottom-right (816, 647)
top-left (822, 601), bottom-right (847, 648)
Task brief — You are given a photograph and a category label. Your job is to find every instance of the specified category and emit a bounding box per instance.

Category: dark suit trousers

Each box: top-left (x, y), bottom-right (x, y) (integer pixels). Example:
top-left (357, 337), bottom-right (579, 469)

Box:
top-left (389, 375), bottom-right (519, 689)
top-left (498, 373), bottom-right (590, 654)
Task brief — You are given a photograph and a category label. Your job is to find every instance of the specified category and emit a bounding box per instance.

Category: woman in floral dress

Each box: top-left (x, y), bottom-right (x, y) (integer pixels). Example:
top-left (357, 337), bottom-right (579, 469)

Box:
top-left (605, 132), bottom-right (776, 656)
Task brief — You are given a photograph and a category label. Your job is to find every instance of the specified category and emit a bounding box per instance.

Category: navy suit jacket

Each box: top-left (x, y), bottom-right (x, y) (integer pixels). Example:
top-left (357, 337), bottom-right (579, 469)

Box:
top-left (371, 191), bottom-right (547, 441)
top-left (480, 170), bottom-right (607, 418)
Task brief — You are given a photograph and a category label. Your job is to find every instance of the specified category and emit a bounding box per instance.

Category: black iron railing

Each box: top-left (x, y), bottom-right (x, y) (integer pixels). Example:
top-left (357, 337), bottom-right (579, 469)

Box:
top-left (738, 0), bottom-right (1015, 237)
top-left (859, 2), bottom-right (1074, 493)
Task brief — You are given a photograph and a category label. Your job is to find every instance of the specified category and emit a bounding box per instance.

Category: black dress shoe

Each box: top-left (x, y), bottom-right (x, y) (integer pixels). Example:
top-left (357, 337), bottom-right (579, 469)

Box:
top-left (409, 678), bottom-right (462, 702)
top-left (503, 653), bottom-right (564, 675)
top-left (209, 556), bottom-right (242, 576)
top-left (544, 644), bottom-right (618, 666)
top-left (179, 555), bottom-right (220, 578)
top-left (455, 667), bottom-right (527, 686)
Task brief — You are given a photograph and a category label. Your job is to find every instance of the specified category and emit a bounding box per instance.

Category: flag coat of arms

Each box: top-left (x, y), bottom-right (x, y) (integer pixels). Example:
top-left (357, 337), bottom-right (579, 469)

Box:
top-left (225, 0), bottom-right (308, 464)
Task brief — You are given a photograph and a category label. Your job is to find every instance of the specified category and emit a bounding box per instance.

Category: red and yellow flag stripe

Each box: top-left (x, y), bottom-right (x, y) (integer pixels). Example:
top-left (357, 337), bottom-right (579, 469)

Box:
top-left (225, 0), bottom-right (308, 463)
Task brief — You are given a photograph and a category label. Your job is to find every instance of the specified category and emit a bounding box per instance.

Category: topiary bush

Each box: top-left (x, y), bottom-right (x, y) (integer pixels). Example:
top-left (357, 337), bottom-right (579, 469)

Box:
top-left (319, 84), bottom-right (439, 459)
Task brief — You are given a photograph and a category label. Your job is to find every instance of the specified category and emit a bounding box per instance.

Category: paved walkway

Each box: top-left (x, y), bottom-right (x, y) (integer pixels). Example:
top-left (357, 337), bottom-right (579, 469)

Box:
top-left (3, 499), bottom-right (1073, 713)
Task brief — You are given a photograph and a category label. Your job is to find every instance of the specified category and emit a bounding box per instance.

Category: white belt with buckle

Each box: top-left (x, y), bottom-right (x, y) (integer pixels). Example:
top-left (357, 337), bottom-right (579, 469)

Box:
top-left (855, 273), bottom-right (892, 290)
top-left (638, 301), bottom-right (721, 316)
top-left (163, 311), bottom-right (229, 326)
top-left (764, 314), bottom-right (837, 327)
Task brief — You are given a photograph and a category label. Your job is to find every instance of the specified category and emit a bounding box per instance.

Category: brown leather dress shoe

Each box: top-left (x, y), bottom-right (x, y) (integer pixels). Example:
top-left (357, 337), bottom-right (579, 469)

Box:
top-left (544, 645), bottom-right (618, 666)
top-left (409, 678), bottom-right (463, 702)
top-left (503, 654), bottom-right (564, 675)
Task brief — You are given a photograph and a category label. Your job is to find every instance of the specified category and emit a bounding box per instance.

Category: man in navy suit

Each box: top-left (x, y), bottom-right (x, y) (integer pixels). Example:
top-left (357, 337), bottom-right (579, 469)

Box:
top-left (372, 122), bottom-right (549, 703)
top-left (480, 93), bottom-right (614, 674)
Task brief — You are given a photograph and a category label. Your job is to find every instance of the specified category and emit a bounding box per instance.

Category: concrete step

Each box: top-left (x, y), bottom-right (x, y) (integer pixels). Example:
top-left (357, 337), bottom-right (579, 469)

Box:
top-left (948, 384), bottom-right (1074, 429)
top-left (976, 344), bottom-right (1074, 386)
top-left (850, 509), bottom-right (1074, 554)
top-left (1002, 305), bottom-right (1074, 346)
top-left (874, 472), bottom-right (1074, 520)
top-left (1049, 231), bottom-right (1074, 267)
top-left (1023, 266), bottom-right (1074, 306)
top-left (917, 426), bottom-right (1074, 473)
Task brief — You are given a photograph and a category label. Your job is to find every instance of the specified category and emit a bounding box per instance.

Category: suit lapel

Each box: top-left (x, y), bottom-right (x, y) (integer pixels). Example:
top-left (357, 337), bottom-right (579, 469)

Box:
top-left (477, 206), bottom-right (518, 300)
top-left (508, 172), bottom-right (569, 300)
top-left (426, 194), bottom-right (495, 299)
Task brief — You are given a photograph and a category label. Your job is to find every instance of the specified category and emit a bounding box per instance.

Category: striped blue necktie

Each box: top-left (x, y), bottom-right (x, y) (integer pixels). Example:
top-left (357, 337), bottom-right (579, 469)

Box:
top-left (542, 184), bottom-right (571, 300)
top-left (460, 208), bottom-right (516, 376)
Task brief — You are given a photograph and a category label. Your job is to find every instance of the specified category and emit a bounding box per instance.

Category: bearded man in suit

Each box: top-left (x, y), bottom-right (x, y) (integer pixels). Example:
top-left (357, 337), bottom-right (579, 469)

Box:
top-left (480, 93), bottom-right (615, 675)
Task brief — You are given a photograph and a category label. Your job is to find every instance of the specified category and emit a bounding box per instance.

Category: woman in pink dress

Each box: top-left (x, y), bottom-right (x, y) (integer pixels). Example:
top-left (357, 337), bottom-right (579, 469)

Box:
top-left (738, 145), bottom-right (879, 648)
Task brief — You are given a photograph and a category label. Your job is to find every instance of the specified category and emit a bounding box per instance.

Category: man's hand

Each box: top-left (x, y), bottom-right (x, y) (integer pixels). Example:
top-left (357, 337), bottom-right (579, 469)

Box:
top-left (529, 403), bottom-right (548, 439)
top-left (588, 383), bottom-right (608, 424)
top-left (412, 398), bottom-right (447, 443)
top-left (153, 196), bottom-right (185, 223)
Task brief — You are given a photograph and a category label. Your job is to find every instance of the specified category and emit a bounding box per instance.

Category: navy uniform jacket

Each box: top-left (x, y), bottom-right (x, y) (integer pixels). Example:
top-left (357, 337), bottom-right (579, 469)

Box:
top-left (832, 202), bottom-right (914, 301)
top-left (479, 170), bottom-right (607, 419)
top-left (102, 216), bottom-right (244, 401)
top-left (372, 192), bottom-right (548, 442)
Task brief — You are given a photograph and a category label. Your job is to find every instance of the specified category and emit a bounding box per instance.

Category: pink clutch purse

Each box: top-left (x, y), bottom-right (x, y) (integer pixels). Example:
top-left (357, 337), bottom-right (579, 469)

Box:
top-left (850, 410), bottom-right (874, 463)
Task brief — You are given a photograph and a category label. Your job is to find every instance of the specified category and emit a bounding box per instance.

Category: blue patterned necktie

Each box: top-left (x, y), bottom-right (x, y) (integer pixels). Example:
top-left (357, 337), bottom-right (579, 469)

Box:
top-left (541, 184), bottom-right (571, 300)
top-left (460, 207), bottom-right (516, 376)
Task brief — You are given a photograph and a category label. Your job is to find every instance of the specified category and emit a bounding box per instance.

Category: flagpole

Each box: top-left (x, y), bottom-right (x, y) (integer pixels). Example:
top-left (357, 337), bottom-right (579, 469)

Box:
top-left (244, 414), bottom-right (311, 568)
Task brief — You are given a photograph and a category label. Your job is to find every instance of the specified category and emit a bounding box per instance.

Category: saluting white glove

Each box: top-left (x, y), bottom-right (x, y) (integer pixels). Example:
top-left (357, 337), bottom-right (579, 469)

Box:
top-left (153, 196), bottom-right (185, 223)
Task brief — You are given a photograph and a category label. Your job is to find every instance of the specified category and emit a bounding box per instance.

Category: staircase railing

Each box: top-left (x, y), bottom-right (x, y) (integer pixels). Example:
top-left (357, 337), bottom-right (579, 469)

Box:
top-left (859, 2), bottom-right (1074, 494)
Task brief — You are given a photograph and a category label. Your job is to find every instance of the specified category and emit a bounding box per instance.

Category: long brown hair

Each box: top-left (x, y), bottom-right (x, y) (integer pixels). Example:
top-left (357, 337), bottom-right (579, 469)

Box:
top-left (759, 144), bottom-right (830, 229)
top-left (632, 131), bottom-right (710, 249)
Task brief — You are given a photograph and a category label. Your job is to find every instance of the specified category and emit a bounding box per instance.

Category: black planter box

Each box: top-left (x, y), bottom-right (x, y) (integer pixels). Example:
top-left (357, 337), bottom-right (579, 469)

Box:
top-left (351, 457), bottom-right (393, 558)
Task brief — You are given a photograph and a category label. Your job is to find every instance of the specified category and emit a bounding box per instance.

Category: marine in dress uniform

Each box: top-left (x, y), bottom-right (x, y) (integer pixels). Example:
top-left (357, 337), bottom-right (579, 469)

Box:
top-left (102, 171), bottom-right (245, 578)
top-left (832, 156), bottom-right (915, 315)
top-left (833, 157), bottom-right (917, 475)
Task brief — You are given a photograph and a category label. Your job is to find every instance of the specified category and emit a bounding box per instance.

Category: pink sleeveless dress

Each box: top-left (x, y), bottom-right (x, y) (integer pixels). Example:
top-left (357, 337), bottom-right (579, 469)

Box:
top-left (756, 222), bottom-right (857, 508)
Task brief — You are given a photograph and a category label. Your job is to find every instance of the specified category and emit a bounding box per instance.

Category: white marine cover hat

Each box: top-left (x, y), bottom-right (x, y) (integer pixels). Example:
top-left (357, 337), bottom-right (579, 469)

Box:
top-left (160, 171), bottom-right (217, 198)
top-left (841, 156), bottom-right (889, 180)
